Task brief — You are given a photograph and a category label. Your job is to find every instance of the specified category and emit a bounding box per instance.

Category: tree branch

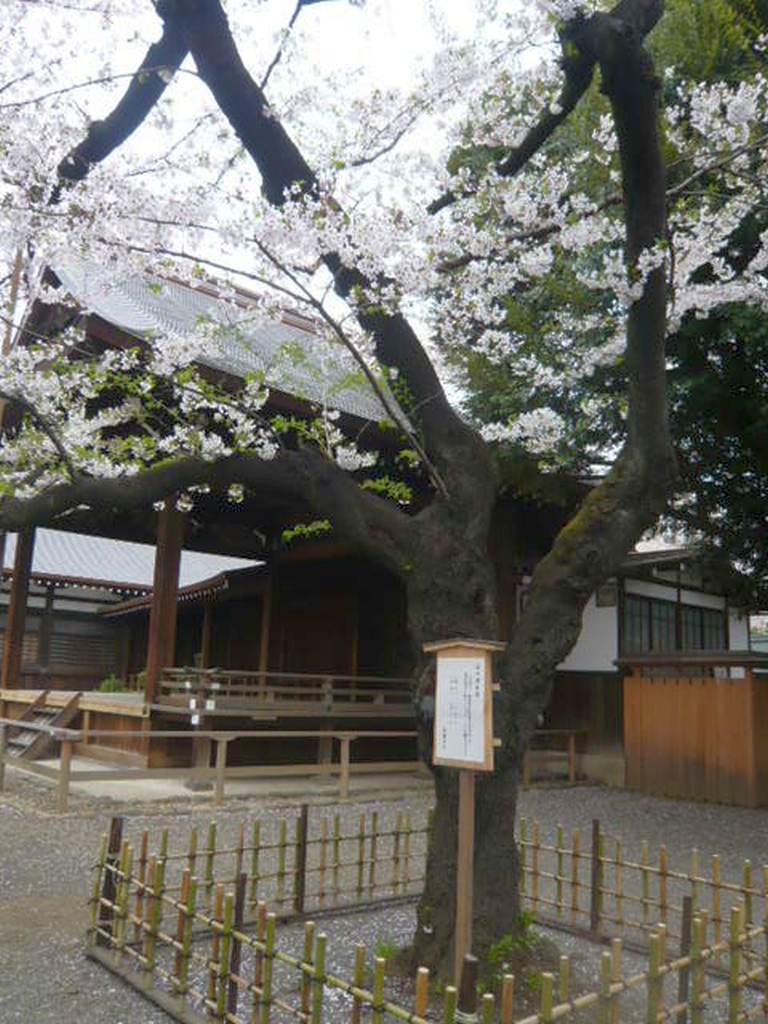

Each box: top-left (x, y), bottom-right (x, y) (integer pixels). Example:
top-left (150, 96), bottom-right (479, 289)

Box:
top-left (0, 448), bottom-right (414, 569)
top-left (497, 0), bottom-right (676, 758)
top-left (52, 17), bottom-right (189, 197)
top-left (428, 0), bottom-right (665, 215)
top-left (165, 0), bottom-right (493, 501)
top-left (0, 389), bottom-right (78, 481)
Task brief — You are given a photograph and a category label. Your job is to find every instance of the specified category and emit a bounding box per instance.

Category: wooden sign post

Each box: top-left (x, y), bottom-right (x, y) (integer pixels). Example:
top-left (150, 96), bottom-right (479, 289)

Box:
top-left (423, 638), bottom-right (505, 986)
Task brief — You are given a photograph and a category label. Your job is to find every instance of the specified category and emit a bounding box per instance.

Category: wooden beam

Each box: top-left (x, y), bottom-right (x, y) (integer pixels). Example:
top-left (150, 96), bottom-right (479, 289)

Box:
top-left (145, 503), bottom-right (185, 705)
top-left (1, 528), bottom-right (35, 691)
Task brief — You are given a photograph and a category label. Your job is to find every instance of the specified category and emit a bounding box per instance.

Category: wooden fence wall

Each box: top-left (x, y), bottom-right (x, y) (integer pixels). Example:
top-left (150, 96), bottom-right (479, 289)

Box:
top-left (624, 673), bottom-right (768, 806)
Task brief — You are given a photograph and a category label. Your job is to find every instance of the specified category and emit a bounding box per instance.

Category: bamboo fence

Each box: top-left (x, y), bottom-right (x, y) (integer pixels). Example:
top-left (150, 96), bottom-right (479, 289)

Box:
top-left (86, 807), bottom-right (768, 1022)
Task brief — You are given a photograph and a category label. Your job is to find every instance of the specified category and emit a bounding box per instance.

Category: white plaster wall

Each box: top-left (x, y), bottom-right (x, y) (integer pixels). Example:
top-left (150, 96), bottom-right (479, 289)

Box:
top-left (729, 610), bottom-right (749, 650)
top-left (626, 578), bottom-right (725, 610)
top-left (557, 594), bottom-right (618, 672)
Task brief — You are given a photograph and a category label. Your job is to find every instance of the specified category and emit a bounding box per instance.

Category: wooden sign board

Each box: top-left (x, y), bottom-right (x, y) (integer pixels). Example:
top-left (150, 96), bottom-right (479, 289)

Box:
top-left (425, 639), bottom-right (505, 772)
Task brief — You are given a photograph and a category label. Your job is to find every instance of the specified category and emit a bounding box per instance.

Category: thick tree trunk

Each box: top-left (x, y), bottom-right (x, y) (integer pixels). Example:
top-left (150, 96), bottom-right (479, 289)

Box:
top-left (414, 762), bottom-right (523, 974)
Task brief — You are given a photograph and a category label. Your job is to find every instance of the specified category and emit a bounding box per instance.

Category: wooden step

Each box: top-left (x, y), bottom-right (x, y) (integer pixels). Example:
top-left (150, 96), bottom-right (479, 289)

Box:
top-left (19, 693), bottom-right (81, 761)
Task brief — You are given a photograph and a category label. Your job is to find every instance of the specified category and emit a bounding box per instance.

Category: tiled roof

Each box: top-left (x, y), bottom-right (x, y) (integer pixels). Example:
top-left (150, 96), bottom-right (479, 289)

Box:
top-left (52, 253), bottom-right (402, 424)
top-left (2, 529), bottom-right (258, 593)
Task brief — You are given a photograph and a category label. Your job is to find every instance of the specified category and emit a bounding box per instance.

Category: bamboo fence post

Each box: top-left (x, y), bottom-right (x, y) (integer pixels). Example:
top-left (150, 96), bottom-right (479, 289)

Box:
top-left (311, 932), bottom-right (328, 1024)
top-left (642, 841), bottom-right (650, 930)
top-left (319, 818), bottom-right (327, 905)
top-left (277, 818), bottom-right (287, 910)
top-left (301, 920), bottom-right (315, 1018)
top-left (357, 814), bottom-right (366, 903)
top-left (659, 845), bottom-right (668, 926)
top-left (135, 829), bottom-right (149, 944)
top-left (519, 819), bottom-right (526, 903)
top-left (571, 828), bottom-right (579, 925)
top-left (205, 822), bottom-right (217, 912)
top-left (393, 810), bottom-right (402, 896)
top-left (88, 833), bottom-right (108, 947)
top-left (259, 912), bottom-right (276, 1024)
top-left (351, 943), bottom-right (365, 1024)
top-left (690, 916), bottom-right (704, 1024)
top-left (678, 895), bottom-right (693, 1024)
top-left (294, 804), bottom-right (309, 915)
top-left (215, 894), bottom-right (234, 1023)
top-left (254, 901), bottom-right (267, 992)
top-left (368, 810), bottom-right (378, 901)
top-left (501, 974), bottom-right (514, 1024)
top-left (558, 955), bottom-right (570, 1003)
top-left (443, 985), bottom-right (457, 1024)
top-left (556, 824), bottom-right (564, 918)
top-left (458, 955), bottom-right (478, 1020)
top-left (333, 814), bottom-right (341, 907)
top-left (142, 858), bottom-right (156, 965)
top-left (236, 823), bottom-right (245, 882)
top-left (177, 876), bottom-right (198, 1003)
top-left (615, 838), bottom-right (623, 928)
top-left (743, 859), bottom-right (753, 926)
top-left (690, 848), bottom-right (698, 915)
top-left (208, 884), bottom-right (225, 1013)
top-left (174, 870), bottom-right (191, 980)
top-left (114, 841), bottom-right (133, 956)
top-left (188, 825), bottom-right (198, 877)
top-left (611, 938), bottom-right (622, 1024)
top-left (646, 932), bottom-right (661, 1024)
top-left (404, 809), bottom-right (411, 892)
top-left (371, 955), bottom-right (386, 1024)
top-left (250, 819), bottom-right (260, 911)
top-left (145, 853), bottom-right (166, 983)
top-left (540, 971), bottom-right (554, 1024)
top-left (532, 820), bottom-right (540, 915)
top-left (590, 819), bottom-right (601, 934)
top-left (712, 854), bottom-right (722, 966)
top-left (227, 872), bottom-right (247, 1018)
top-left (481, 992), bottom-right (495, 1024)
top-left (98, 816), bottom-right (123, 947)
top-left (159, 827), bottom-right (169, 866)
top-left (414, 966), bottom-right (429, 1018)
top-left (728, 905), bottom-right (743, 1024)
top-left (599, 950), bottom-right (612, 1024)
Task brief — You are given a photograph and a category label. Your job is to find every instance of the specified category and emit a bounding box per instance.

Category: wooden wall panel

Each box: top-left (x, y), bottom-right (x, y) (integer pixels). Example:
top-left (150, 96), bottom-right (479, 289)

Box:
top-left (622, 673), bottom-right (760, 807)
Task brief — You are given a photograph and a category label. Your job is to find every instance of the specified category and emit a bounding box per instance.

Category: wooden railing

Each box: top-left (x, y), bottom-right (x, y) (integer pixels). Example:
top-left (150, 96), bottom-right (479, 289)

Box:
top-left (0, 717), bottom-right (422, 813)
top-left (159, 667), bottom-right (416, 719)
top-left (523, 729), bottom-right (583, 786)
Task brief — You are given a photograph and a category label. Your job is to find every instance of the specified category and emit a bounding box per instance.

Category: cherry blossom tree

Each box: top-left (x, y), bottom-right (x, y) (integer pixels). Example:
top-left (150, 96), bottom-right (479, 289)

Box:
top-left (0, 0), bottom-right (764, 968)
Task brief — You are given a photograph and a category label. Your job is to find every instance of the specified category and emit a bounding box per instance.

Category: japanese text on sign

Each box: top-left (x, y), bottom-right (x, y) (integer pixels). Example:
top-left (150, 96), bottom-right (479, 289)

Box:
top-left (434, 656), bottom-right (486, 765)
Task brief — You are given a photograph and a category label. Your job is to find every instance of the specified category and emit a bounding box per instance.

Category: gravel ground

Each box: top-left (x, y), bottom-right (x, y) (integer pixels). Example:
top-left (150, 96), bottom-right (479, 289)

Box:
top-left (1, 770), bottom-right (767, 1023)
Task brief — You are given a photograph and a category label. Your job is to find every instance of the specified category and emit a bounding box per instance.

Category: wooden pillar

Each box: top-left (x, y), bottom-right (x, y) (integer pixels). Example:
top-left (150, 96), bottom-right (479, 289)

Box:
top-left (201, 602), bottom-right (213, 669)
top-left (144, 503), bottom-right (185, 706)
top-left (1, 528), bottom-right (35, 691)
top-left (257, 579), bottom-right (272, 695)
